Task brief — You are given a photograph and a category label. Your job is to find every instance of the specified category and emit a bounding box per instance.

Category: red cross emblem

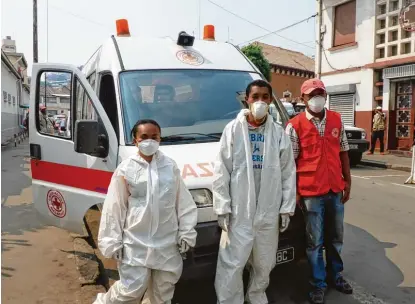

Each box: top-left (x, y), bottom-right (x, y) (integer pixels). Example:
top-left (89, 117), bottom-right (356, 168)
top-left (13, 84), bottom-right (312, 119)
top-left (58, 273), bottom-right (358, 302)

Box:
top-left (47, 190), bottom-right (66, 218)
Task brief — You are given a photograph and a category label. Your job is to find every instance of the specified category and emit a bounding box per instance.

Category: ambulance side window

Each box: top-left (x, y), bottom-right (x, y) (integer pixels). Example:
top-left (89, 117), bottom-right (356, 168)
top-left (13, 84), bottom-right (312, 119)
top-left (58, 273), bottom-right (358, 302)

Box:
top-left (36, 71), bottom-right (72, 139)
top-left (75, 78), bottom-right (98, 121)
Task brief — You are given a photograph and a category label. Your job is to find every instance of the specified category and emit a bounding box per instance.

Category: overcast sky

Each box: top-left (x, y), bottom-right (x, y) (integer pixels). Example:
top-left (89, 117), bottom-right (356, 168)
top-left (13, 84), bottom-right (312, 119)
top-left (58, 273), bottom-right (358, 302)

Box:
top-left (1, 0), bottom-right (316, 72)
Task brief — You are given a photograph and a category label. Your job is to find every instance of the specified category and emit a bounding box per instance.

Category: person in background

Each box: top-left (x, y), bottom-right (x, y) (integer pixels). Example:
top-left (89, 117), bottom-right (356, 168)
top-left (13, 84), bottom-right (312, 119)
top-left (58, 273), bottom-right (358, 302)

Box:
top-left (213, 79), bottom-right (296, 304)
top-left (39, 105), bottom-right (54, 134)
top-left (368, 106), bottom-right (386, 155)
top-left (154, 85), bottom-right (175, 102)
top-left (23, 111), bottom-right (29, 135)
top-left (94, 119), bottom-right (198, 304)
top-left (286, 78), bottom-right (353, 304)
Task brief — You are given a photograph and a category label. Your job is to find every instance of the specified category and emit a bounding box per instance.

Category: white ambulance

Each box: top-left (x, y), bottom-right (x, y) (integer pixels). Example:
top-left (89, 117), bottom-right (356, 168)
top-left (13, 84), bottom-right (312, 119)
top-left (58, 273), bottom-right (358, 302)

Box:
top-left (29, 20), bottom-right (305, 279)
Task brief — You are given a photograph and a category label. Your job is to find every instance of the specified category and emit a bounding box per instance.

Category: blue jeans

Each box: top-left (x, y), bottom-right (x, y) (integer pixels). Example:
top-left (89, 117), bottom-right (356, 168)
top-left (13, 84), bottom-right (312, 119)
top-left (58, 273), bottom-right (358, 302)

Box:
top-left (304, 191), bottom-right (344, 290)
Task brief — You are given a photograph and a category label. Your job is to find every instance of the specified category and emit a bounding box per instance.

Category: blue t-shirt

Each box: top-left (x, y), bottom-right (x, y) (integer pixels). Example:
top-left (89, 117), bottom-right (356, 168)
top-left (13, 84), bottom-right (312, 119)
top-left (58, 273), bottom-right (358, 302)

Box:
top-left (248, 123), bottom-right (265, 199)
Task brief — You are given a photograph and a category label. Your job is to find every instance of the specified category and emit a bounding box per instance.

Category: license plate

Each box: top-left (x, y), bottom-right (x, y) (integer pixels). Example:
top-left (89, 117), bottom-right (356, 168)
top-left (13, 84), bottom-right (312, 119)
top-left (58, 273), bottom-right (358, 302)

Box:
top-left (349, 144), bottom-right (358, 150)
top-left (276, 247), bottom-right (294, 265)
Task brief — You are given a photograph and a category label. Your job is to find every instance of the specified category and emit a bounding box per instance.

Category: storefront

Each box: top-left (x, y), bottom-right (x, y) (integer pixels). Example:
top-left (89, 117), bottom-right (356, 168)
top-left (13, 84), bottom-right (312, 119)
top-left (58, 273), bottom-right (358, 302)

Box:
top-left (383, 64), bottom-right (415, 151)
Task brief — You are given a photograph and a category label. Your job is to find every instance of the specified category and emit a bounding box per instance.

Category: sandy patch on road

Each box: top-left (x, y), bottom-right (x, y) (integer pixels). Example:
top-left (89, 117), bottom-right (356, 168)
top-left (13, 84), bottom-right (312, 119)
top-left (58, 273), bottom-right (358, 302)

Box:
top-left (1, 227), bottom-right (83, 304)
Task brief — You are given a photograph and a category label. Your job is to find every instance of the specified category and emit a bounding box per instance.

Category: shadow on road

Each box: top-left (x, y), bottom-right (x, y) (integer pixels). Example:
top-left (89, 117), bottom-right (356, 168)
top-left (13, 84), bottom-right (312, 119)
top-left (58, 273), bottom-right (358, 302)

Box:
top-left (1, 266), bottom-right (16, 278)
top-left (171, 223), bottom-right (413, 304)
top-left (344, 223), bottom-right (414, 304)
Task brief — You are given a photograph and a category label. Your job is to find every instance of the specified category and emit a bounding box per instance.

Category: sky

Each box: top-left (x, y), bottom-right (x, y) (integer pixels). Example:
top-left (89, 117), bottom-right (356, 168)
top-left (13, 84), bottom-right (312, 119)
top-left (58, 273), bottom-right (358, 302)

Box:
top-left (1, 0), bottom-right (317, 73)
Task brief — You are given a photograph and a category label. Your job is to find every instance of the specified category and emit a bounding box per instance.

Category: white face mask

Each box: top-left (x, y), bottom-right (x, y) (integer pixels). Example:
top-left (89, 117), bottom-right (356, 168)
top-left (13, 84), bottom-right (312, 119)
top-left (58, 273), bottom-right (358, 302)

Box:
top-left (308, 96), bottom-right (326, 113)
top-left (138, 139), bottom-right (159, 156)
top-left (250, 101), bottom-right (269, 120)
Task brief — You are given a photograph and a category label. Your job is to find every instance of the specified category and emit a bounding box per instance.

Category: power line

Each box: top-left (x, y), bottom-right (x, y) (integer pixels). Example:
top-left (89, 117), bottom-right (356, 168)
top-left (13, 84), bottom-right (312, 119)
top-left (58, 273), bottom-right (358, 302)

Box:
top-left (49, 5), bottom-right (112, 30)
top-left (206, 0), bottom-right (315, 50)
top-left (239, 14), bottom-right (317, 46)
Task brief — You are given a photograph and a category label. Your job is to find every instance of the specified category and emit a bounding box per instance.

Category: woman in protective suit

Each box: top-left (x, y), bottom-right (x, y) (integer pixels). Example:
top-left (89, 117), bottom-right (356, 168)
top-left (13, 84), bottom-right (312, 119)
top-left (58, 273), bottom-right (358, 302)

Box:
top-left (94, 119), bottom-right (198, 304)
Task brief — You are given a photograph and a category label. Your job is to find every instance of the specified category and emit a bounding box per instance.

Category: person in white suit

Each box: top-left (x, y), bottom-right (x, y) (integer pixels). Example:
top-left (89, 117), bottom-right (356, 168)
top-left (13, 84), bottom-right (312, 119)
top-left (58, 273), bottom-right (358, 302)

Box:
top-left (94, 119), bottom-right (198, 304)
top-left (213, 80), bottom-right (296, 304)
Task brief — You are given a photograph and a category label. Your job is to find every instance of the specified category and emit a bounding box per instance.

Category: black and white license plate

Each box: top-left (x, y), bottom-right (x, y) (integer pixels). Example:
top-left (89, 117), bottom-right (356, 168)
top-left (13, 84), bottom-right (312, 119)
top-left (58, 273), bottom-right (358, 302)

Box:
top-left (349, 144), bottom-right (359, 150)
top-left (276, 247), bottom-right (294, 265)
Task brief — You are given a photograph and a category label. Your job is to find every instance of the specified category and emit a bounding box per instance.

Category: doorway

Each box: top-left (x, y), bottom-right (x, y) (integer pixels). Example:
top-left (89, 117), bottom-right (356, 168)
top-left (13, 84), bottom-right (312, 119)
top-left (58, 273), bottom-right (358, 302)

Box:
top-left (395, 80), bottom-right (415, 150)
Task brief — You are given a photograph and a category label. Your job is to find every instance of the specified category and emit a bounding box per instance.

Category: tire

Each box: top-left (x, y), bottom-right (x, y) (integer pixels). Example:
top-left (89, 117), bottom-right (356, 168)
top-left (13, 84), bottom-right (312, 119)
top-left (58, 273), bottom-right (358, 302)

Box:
top-left (349, 152), bottom-right (362, 167)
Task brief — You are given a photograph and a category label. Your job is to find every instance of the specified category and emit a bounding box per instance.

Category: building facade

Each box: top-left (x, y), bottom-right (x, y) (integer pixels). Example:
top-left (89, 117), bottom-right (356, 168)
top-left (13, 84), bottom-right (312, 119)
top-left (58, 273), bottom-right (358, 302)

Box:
top-left (1, 36), bottom-right (31, 145)
top-left (1, 49), bottom-right (29, 144)
top-left (254, 42), bottom-right (315, 101)
top-left (319, 0), bottom-right (415, 151)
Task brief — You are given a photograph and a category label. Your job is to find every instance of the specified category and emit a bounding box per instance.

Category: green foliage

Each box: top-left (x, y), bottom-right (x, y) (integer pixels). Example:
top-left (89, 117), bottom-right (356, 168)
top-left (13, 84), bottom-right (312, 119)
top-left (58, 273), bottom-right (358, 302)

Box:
top-left (241, 44), bottom-right (271, 81)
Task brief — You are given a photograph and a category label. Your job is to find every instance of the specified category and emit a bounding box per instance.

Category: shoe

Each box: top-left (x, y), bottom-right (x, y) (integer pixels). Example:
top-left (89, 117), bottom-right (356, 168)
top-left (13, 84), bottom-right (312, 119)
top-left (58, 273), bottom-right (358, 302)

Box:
top-left (309, 288), bottom-right (325, 304)
top-left (380, 152), bottom-right (385, 155)
top-left (366, 152), bottom-right (373, 155)
top-left (335, 276), bottom-right (353, 294)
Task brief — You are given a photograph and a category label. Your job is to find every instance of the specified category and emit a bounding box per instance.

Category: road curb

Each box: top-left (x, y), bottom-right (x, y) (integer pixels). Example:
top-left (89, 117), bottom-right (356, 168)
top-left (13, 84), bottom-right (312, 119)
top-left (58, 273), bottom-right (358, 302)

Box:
top-left (361, 160), bottom-right (411, 172)
top-left (72, 237), bottom-right (100, 285)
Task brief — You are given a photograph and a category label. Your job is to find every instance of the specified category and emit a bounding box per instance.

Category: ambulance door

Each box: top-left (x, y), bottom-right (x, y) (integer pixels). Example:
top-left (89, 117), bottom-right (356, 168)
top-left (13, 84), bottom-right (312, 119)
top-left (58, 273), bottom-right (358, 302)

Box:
top-left (29, 63), bottom-right (118, 234)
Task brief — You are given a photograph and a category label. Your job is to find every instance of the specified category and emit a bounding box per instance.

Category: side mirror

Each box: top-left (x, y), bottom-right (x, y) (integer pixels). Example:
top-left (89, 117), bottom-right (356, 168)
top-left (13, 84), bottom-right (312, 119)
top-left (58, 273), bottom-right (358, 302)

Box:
top-left (74, 120), bottom-right (108, 157)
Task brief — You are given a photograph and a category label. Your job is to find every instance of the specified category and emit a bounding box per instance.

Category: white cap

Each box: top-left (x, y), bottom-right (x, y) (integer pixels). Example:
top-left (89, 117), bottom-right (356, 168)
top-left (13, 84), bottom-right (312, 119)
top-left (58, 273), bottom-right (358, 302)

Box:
top-left (376, 106), bottom-right (382, 110)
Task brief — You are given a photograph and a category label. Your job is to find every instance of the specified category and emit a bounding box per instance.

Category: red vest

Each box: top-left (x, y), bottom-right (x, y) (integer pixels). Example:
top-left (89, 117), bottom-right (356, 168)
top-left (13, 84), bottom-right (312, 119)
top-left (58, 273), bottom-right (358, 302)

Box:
top-left (289, 110), bottom-right (345, 197)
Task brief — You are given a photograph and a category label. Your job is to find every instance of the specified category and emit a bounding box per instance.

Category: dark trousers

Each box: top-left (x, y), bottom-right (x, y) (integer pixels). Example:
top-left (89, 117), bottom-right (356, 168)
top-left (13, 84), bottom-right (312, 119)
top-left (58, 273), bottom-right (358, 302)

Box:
top-left (370, 130), bottom-right (384, 153)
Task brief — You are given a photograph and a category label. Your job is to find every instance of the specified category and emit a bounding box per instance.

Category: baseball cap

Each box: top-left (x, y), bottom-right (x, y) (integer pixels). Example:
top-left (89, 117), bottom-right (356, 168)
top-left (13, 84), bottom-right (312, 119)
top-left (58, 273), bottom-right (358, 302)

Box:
top-left (301, 78), bottom-right (326, 95)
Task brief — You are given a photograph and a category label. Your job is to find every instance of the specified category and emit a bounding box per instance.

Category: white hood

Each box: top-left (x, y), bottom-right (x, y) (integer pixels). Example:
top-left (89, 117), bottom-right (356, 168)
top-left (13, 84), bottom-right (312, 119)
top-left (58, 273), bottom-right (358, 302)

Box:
top-left (344, 125), bottom-right (365, 132)
top-left (118, 142), bottom-right (220, 190)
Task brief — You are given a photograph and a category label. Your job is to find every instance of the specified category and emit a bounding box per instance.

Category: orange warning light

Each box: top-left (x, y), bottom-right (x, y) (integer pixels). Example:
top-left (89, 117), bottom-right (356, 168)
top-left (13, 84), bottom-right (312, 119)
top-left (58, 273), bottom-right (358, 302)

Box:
top-left (203, 25), bottom-right (215, 41)
top-left (116, 19), bottom-right (130, 37)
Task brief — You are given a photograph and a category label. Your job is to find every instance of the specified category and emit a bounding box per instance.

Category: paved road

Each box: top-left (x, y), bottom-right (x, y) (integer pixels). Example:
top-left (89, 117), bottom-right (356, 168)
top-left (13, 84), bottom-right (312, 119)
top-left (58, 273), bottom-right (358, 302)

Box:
top-left (1, 143), bottom-right (414, 304)
top-left (1, 142), bottom-right (88, 304)
top-left (172, 166), bottom-right (415, 304)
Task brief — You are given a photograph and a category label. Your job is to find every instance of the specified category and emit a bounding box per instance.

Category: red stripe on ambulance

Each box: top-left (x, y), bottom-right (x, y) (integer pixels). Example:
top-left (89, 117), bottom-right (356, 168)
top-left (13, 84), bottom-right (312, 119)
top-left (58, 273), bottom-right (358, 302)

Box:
top-left (31, 160), bottom-right (113, 193)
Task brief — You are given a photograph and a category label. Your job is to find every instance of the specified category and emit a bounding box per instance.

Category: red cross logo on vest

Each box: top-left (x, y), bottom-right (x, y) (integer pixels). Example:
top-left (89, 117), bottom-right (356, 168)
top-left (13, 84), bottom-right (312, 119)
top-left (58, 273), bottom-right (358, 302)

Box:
top-left (332, 128), bottom-right (339, 138)
top-left (47, 190), bottom-right (67, 218)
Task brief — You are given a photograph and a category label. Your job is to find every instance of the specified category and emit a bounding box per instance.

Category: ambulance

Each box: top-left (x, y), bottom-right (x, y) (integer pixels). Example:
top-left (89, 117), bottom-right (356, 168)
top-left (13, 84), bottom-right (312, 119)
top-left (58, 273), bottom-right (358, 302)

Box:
top-left (29, 20), bottom-right (306, 279)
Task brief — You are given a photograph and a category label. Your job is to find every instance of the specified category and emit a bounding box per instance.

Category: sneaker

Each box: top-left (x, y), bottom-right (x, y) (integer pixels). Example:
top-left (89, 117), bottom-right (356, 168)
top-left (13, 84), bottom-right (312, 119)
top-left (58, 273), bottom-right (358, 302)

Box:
top-left (335, 277), bottom-right (353, 294)
top-left (380, 152), bottom-right (385, 155)
top-left (309, 288), bottom-right (325, 304)
top-left (366, 152), bottom-right (373, 155)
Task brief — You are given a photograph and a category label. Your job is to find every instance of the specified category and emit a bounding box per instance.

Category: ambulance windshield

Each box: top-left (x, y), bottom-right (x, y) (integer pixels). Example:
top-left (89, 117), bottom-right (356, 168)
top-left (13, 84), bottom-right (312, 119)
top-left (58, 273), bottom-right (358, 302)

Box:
top-left (120, 69), bottom-right (281, 144)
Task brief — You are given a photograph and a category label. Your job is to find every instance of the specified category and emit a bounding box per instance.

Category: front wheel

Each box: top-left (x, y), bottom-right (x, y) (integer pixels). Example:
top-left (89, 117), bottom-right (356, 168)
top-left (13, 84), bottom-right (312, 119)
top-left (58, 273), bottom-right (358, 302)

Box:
top-left (349, 152), bottom-right (362, 167)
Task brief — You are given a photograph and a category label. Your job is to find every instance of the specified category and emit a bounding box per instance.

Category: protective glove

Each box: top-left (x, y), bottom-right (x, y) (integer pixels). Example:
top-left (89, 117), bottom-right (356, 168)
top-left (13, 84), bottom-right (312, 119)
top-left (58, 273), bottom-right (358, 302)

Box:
top-left (112, 248), bottom-right (123, 261)
top-left (178, 240), bottom-right (190, 254)
top-left (280, 214), bottom-right (290, 233)
top-left (217, 214), bottom-right (230, 232)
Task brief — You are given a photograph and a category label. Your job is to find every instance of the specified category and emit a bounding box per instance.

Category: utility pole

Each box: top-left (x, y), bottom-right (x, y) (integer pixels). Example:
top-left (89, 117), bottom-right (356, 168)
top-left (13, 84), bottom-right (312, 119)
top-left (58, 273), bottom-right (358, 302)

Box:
top-left (316, 0), bottom-right (323, 79)
top-left (46, 0), bottom-right (48, 61)
top-left (33, 0), bottom-right (38, 63)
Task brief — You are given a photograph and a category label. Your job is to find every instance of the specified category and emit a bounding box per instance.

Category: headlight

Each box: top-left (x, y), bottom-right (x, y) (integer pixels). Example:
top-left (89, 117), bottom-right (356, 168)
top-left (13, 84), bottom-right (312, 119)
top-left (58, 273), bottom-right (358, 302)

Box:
top-left (361, 131), bottom-right (366, 139)
top-left (190, 189), bottom-right (213, 208)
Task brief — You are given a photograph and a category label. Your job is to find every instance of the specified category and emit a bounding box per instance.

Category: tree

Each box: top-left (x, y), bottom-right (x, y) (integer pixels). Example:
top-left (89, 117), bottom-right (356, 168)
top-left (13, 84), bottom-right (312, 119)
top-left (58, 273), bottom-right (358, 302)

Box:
top-left (241, 44), bottom-right (271, 81)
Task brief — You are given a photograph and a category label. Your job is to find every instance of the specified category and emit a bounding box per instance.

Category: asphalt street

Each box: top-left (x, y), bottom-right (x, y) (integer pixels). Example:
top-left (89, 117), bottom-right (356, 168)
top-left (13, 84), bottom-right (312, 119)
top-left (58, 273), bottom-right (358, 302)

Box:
top-left (1, 142), bottom-right (414, 303)
top-left (1, 141), bottom-right (86, 303)
top-left (172, 167), bottom-right (415, 304)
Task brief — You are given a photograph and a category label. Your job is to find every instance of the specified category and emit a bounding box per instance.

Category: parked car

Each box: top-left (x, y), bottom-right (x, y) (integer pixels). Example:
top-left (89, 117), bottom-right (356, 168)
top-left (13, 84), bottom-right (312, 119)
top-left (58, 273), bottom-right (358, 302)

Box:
top-left (284, 102), bottom-right (369, 167)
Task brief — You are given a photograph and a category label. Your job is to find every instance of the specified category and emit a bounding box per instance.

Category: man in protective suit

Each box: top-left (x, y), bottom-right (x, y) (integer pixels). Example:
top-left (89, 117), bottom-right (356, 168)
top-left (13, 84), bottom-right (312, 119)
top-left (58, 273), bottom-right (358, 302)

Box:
top-left (213, 79), bottom-right (297, 304)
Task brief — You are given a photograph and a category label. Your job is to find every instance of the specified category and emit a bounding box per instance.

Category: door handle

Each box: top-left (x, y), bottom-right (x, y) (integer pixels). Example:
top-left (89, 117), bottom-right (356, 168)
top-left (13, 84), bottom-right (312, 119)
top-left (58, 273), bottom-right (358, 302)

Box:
top-left (30, 143), bottom-right (42, 160)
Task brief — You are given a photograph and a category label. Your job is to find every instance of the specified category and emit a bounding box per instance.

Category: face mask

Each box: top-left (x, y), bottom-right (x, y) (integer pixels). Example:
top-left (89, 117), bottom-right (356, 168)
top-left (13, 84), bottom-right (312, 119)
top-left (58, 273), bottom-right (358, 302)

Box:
top-left (250, 101), bottom-right (269, 120)
top-left (308, 96), bottom-right (326, 113)
top-left (138, 139), bottom-right (159, 156)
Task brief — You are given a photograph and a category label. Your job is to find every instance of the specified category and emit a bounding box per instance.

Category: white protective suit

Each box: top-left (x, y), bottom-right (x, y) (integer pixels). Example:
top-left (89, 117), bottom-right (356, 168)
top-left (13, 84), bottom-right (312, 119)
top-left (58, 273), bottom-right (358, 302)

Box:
top-left (94, 151), bottom-right (198, 304)
top-left (213, 109), bottom-right (296, 304)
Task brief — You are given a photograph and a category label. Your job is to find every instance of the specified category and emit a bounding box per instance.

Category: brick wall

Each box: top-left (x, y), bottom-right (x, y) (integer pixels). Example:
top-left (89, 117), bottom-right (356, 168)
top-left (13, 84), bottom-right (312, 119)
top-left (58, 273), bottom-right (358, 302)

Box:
top-left (269, 72), bottom-right (313, 98)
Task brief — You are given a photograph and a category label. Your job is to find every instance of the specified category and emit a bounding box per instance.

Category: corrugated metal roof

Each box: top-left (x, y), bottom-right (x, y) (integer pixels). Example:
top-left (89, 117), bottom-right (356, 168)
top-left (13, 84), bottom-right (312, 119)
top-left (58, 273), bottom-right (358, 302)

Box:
top-left (253, 42), bottom-right (315, 72)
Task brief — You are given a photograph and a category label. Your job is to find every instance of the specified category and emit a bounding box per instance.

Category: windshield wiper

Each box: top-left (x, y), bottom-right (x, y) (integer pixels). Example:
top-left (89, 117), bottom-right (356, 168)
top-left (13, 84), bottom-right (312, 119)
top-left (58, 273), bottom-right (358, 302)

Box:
top-left (161, 133), bottom-right (221, 142)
